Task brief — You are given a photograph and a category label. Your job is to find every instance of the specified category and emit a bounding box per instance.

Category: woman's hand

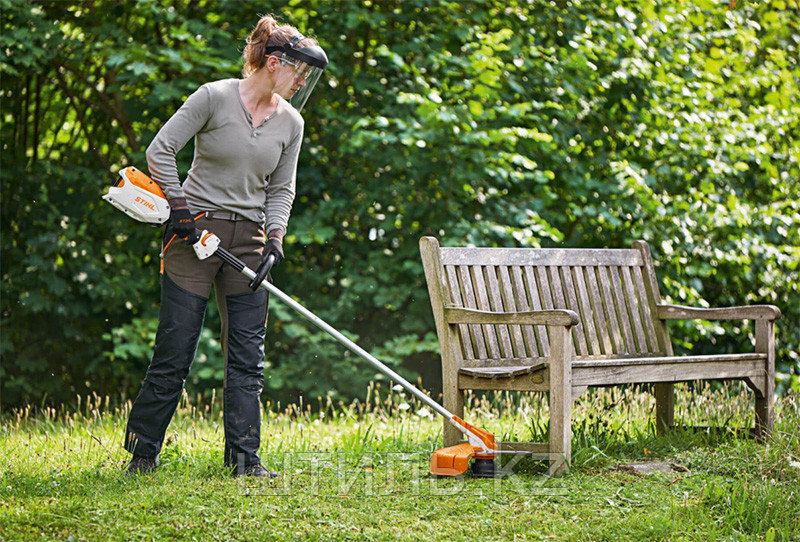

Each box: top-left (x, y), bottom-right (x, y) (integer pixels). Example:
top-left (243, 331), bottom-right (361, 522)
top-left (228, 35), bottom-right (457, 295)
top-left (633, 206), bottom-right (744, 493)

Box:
top-left (167, 197), bottom-right (197, 242)
top-left (266, 229), bottom-right (284, 265)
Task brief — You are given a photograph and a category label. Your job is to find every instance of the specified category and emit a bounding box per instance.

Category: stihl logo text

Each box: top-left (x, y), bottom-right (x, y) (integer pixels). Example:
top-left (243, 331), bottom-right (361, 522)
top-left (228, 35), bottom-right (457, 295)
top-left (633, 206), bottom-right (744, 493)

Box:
top-left (135, 196), bottom-right (156, 211)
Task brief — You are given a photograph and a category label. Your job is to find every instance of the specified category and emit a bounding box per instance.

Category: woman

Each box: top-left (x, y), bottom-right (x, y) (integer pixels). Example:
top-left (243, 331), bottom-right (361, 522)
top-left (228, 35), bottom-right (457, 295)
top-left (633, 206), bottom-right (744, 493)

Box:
top-left (124, 15), bottom-right (327, 477)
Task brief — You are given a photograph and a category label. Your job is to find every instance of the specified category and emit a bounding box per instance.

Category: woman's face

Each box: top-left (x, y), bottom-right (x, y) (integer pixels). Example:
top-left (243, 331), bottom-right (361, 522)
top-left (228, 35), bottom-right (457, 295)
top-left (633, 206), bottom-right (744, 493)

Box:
top-left (272, 58), bottom-right (309, 99)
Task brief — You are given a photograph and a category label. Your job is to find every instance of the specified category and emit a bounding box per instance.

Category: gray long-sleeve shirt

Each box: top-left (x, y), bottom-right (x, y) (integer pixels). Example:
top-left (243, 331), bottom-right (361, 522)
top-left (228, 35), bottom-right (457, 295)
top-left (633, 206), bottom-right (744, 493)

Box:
top-left (146, 78), bottom-right (304, 233)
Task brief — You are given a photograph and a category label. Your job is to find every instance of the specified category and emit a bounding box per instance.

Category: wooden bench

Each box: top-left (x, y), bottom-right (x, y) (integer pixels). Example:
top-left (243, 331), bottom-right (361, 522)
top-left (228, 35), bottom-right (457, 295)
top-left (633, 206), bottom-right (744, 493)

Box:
top-left (419, 237), bottom-right (780, 474)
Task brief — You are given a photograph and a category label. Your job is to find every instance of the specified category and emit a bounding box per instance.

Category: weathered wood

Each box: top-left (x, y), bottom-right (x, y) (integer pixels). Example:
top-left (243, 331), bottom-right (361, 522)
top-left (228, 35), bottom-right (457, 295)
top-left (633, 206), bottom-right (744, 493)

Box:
top-left (440, 247), bottom-right (643, 267)
top-left (655, 382), bottom-right (674, 434)
top-left (597, 265), bottom-right (625, 353)
top-left (620, 266), bottom-right (649, 353)
top-left (527, 266), bottom-right (551, 356)
top-left (632, 241), bottom-right (675, 434)
top-left (608, 265), bottom-right (636, 354)
top-left (754, 319), bottom-right (775, 439)
top-left (444, 307), bottom-right (580, 326)
top-left (539, 266), bottom-right (565, 356)
top-left (657, 304), bottom-right (782, 321)
top-left (463, 356), bottom-right (547, 366)
top-left (632, 265), bottom-right (660, 352)
top-left (572, 352), bottom-right (767, 368)
top-left (573, 266), bottom-right (602, 356)
top-left (548, 324), bottom-right (572, 475)
top-left (585, 266), bottom-right (614, 354)
top-left (500, 266), bottom-right (539, 356)
top-left (470, 265), bottom-right (502, 359)
top-left (459, 362), bottom-right (546, 379)
top-left (573, 357), bottom-right (766, 387)
top-left (445, 265), bottom-right (475, 359)
top-left (485, 265), bottom-right (515, 358)
top-left (419, 237), bottom-right (465, 447)
top-left (556, 266), bottom-right (588, 355)
top-left (458, 375), bottom-right (550, 392)
top-left (421, 237), bottom-right (779, 474)
top-left (633, 241), bottom-right (672, 354)
top-left (457, 264), bottom-right (488, 359)
top-left (497, 265), bottom-right (537, 357)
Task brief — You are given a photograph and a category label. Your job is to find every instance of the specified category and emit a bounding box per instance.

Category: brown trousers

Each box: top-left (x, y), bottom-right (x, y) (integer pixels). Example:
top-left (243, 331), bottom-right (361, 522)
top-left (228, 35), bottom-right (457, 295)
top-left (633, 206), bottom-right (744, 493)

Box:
top-left (125, 215), bottom-right (269, 466)
top-left (163, 215), bottom-right (266, 299)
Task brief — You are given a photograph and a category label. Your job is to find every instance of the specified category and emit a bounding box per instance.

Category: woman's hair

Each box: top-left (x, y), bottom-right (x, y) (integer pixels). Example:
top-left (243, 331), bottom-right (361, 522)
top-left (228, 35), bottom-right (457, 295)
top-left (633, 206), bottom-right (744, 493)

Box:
top-left (242, 14), bottom-right (318, 77)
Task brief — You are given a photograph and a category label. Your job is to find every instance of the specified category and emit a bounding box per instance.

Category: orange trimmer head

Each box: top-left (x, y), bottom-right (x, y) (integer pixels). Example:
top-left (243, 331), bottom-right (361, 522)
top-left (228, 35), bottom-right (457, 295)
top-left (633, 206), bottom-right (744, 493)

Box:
top-left (430, 416), bottom-right (500, 477)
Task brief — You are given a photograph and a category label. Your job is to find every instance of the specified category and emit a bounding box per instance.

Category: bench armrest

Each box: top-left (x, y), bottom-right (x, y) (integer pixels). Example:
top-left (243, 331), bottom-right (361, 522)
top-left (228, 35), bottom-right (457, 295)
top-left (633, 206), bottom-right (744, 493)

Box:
top-left (443, 307), bottom-right (580, 326)
top-left (656, 304), bottom-right (781, 321)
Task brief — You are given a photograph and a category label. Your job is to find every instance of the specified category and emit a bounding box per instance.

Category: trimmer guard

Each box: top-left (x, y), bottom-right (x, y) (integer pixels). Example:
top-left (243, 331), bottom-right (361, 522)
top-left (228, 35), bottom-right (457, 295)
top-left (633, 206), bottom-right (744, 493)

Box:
top-left (430, 443), bottom-right (477, 476)
top-left (430, 417), bottom-right (498, 476)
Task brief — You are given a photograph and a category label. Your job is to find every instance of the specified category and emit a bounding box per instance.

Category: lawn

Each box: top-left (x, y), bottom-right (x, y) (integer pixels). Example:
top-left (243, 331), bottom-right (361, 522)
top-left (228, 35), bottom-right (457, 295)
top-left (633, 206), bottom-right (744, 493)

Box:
top-left (1, 382), bottom-right (798, 541)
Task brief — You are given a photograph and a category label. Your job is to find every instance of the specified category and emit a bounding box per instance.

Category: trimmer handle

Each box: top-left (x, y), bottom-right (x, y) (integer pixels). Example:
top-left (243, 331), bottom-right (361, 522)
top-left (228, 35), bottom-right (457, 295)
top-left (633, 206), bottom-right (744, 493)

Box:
top-left (249, 253), bottom-right (277, 290)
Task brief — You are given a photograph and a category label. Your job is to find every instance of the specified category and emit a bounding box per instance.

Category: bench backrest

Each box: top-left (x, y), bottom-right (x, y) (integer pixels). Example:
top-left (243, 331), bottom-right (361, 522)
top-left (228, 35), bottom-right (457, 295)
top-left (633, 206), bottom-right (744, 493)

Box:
top-left (420, 237), bottom-right (673, 366)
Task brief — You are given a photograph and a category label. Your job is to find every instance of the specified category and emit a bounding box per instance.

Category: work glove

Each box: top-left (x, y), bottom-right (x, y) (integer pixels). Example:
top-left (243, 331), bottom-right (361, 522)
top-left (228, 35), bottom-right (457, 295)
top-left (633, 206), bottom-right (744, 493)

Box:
top-left (168, 197), bottom-right (197, 242)
top-left (265, 230), bottom-right (285, 266)
top-left (249, 230), bottom-right (284, 290)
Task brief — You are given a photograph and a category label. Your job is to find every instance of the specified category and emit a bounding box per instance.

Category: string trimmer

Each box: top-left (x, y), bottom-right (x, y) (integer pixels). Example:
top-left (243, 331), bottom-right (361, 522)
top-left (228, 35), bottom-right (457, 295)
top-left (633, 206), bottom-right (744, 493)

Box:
top-left (104, 166), bottom-right (511, 477)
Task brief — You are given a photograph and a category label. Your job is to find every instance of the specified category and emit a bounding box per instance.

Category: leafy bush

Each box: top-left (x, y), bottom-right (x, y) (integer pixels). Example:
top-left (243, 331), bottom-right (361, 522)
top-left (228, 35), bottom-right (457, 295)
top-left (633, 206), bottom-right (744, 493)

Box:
top-left (1, 0), bottom-right (798, 408)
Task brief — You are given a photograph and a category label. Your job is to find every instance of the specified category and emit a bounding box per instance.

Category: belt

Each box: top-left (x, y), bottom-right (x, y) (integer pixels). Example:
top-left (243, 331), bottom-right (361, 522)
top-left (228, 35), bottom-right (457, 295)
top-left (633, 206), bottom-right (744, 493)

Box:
top-left (203, 210), bottom-right (249, 221)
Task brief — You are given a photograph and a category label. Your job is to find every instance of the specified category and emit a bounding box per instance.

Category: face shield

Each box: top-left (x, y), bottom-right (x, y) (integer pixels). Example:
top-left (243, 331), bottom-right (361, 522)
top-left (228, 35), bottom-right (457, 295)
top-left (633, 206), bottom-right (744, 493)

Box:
top-left (265, 35), bottom-right (328, 112)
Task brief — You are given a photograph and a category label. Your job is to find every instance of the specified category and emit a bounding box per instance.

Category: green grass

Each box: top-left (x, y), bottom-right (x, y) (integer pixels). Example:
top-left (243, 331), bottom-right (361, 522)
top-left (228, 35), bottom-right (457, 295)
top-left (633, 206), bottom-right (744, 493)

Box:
top-left (1, 382), bottom-right (799, 541)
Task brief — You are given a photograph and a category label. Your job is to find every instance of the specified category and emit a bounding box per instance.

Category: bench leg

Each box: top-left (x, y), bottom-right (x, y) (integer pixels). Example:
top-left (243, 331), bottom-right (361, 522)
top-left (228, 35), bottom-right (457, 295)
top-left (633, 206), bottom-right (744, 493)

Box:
top-left (548, 325), bottom-right (572, 475)
top-left (754, 320), bottom-right (776, 440)
top-left (655, 383), bottom-right (674, 435)
top-left (754, 395), bottom-right (774, 441)
top-left (442, 387), bottom-right (464, 447)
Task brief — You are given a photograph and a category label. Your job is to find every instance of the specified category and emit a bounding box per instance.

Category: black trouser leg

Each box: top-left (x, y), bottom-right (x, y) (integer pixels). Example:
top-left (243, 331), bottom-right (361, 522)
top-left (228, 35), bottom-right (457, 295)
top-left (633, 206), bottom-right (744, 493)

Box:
top-left (124, 273), bottom-right (208, 457)
top-left (220, 288), bottom-right (268, 468)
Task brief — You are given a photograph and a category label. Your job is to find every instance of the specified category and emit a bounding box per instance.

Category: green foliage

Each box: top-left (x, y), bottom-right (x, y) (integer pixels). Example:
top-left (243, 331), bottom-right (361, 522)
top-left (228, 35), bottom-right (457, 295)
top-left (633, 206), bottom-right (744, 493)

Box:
top-left (1, 0), bottom-right (798, 408)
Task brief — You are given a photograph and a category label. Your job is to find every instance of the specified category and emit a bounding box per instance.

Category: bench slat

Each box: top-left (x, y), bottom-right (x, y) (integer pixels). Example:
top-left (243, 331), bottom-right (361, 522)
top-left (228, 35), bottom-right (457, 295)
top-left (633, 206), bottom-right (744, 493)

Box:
top-left (469, 265), bottom-right (502, 359)
top-left (529, 266), bottom-right (551, 356)
top-left (608, 266), bottom-right (636, 354)
top-left (510, 266), bottom-right (540, 357)
top-left (573, 354), bottom-right (767, 387)
top-left (620, 266), bottom-right (649, 353)
top-left (634, 241), bottom-right (674, 356)
top-left (445, 265), bottom-right (475, 359)
top-left (633, 265), bottom-right (660, 351)
top-left (498, 265), bottom-right (530, 358)
top-left (597, 265), bottom-right (624, 353)
top-left (573, 352), bottom-right (767, 367)
top-left (573, 266), bottom-right (602, 356)
top-left (586, 266), bottom-right (614, 354)
top-left (459, 353), bottom-right (767, 383)
top-left (485, 265), bottom-right (515, 358)
top-left (457, 265), bottom-right (488, 359)
top-left (459, 362), bottom-right (547, 379)
top-left (440, 247), bottom-right (643, 267)
top-left (559, 266), bottom-right (589, 356)
top-left (547, 266), bottom-right (574, 358)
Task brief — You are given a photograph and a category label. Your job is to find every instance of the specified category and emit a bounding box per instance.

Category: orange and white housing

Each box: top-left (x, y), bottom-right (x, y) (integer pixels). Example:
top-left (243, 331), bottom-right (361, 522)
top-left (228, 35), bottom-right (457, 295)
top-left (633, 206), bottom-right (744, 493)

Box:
top-left (103, 166), bottom-right (170, 225)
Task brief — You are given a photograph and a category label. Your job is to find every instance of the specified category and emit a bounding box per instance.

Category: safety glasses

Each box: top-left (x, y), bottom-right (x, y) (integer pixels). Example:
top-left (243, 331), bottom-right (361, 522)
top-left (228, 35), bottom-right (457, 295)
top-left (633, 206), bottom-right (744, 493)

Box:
top-left (277, 57), bottom-right (314, 79)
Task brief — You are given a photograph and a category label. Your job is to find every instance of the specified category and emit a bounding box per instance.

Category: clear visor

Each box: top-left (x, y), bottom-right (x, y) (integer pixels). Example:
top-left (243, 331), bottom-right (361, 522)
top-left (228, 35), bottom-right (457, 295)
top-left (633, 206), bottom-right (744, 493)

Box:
top-left (272, 56), bottom-right (324, 113)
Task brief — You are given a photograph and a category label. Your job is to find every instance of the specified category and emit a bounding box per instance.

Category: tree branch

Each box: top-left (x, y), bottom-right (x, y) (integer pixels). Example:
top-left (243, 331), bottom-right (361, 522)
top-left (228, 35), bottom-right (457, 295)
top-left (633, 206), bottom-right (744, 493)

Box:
top-left (55, 62), bottom-right (139, 151)
top-left (55, 77), bottom-right (110, 170)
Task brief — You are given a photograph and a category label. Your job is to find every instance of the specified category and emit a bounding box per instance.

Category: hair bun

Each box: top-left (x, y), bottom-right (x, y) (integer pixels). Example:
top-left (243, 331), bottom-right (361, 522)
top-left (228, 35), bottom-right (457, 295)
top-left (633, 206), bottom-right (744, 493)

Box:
top-left (242, 14), bottom-right (313, 78)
